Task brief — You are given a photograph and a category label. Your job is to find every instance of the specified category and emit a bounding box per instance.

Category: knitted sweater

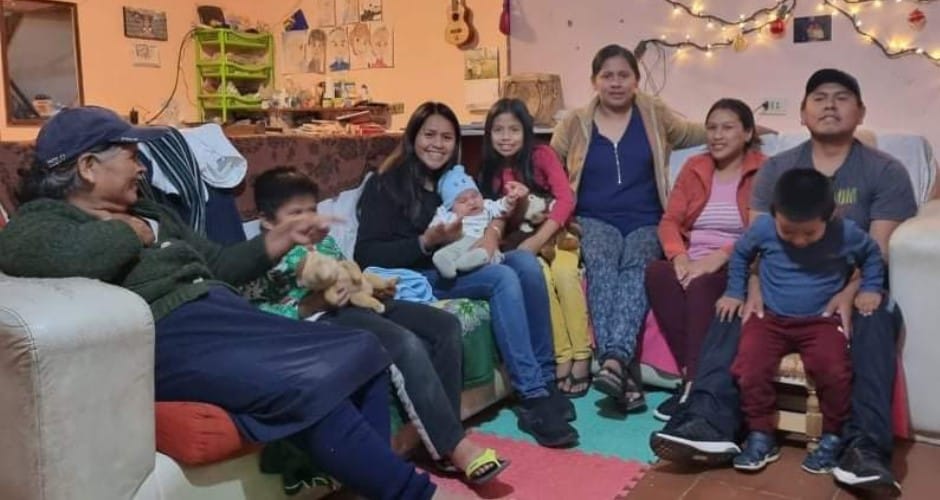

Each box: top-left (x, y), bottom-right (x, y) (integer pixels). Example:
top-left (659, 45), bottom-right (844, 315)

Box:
top-left (0, 198), bottom-right (271, 321)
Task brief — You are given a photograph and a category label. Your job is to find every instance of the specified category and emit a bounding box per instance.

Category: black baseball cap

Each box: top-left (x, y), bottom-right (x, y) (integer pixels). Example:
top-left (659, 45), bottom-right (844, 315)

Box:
top-left (34, 106), bottom-right (168, 169)
top-left (804, 68), bottom-right (862, 101)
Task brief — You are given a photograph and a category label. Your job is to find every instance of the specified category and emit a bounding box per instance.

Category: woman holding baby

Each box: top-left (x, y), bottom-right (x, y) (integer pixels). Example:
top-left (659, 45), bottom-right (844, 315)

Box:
top-left (356, 101), bottom-right (579, 449)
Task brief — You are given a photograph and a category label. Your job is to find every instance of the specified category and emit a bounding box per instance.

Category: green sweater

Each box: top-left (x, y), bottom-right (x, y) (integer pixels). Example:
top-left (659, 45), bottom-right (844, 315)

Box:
top-left (0, 198), bottom-right (272, 321)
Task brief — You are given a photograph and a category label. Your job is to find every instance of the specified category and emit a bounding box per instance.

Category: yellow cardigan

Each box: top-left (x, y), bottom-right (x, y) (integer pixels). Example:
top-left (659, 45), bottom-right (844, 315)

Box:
top-left (550, 92), bottom-right (708, 209)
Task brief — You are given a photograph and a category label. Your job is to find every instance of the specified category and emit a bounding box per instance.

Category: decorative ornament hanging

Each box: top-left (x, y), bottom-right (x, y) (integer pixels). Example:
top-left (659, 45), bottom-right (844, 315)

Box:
top-left (732, 32), bottom-right (749, 52)
top-left (500, 0), bottom-right (511, 36)
top-left (769, 18), bottom-right (787, 39)
top-left (908, 8), bottom-right (926, 31)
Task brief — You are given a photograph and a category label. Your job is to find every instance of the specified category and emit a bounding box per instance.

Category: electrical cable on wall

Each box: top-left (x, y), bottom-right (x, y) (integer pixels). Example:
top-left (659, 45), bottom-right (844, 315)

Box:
top-left (146, 27), bottom-right (197, 124)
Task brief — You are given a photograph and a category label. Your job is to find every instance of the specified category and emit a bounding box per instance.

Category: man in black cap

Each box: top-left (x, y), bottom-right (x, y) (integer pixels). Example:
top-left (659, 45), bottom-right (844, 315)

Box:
top-left (649, 68), bottom-right (916, 497)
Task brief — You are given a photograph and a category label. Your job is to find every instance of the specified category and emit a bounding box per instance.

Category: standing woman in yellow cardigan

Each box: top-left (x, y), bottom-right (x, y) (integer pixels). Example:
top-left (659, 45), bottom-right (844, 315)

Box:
top-left (551, 44), bottom-right (708, 411)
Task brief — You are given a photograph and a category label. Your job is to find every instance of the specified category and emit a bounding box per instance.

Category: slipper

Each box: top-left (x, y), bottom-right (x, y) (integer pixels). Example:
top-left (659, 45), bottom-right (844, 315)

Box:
top-left (593, 366), bottom-right (625, 401)
top-left (563, 374), bottom-right (592, 399)
top-left (465, 448), bottom-right (511, 485)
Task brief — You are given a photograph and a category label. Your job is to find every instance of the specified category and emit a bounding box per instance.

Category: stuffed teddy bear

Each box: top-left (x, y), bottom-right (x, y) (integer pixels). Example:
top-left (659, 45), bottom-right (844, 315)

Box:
top-left (297, 251), bottom-right (398, 314)
top-left (519, 194), bottom-right (551, 233)
top-left (502, 194), bottom-right (582, 263)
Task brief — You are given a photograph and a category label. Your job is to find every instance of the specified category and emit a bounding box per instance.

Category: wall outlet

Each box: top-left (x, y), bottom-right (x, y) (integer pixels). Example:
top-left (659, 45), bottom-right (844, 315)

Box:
top-left (760, 98), bottom-right (787, 115)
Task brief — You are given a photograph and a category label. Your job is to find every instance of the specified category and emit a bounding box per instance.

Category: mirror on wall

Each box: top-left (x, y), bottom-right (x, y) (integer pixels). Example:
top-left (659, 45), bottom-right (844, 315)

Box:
top-left (1, 0), bottom-right (82, 125)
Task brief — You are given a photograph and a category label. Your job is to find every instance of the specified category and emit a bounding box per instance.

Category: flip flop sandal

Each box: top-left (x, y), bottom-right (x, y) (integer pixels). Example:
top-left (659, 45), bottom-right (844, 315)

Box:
top-left (465, 448), bottom-right (511, 485)
top-left (593, 366), bottom-right (625, 401)
top-left (562, 375), bottom-right (591, 399)
top-left (621, 360), bottom-right (647, 412)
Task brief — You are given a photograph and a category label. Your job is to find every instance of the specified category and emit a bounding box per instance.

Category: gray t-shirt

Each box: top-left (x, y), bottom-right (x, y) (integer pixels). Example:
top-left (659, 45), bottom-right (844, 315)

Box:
top-left (751, 140), bottom-right (917, 231)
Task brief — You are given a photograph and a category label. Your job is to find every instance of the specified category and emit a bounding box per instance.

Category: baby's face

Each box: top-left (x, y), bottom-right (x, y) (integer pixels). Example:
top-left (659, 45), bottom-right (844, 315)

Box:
top-left (451, 189), bottom-right (484, 217)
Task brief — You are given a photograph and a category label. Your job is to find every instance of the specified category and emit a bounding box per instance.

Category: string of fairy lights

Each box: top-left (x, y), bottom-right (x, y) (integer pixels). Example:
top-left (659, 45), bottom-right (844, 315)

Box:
top-left (634, 0), bottom-right (940, 68)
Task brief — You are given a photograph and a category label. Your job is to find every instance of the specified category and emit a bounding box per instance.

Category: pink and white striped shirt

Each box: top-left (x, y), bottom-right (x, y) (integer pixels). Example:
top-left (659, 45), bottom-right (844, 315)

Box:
top-left (687, 177), bottom-right (744, 260)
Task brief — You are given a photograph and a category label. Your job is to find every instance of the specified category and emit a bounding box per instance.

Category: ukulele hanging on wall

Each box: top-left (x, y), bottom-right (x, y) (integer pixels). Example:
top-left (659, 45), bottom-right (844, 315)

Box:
top-left (445, 0), bottom-right (476, 47)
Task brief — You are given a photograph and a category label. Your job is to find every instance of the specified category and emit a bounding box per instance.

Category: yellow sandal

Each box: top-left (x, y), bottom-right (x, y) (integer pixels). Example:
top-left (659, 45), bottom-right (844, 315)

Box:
top-left (464, 448), bottom-right (510, 485)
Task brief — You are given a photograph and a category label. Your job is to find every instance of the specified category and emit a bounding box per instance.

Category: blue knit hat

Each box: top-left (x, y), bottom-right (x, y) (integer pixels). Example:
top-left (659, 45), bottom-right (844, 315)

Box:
top-left (437, 165), bottom-right (479, 210)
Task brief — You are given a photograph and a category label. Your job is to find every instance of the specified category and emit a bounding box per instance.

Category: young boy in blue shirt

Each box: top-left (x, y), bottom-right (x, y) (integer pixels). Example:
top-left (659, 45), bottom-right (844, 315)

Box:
top-left (716, 168), bottom-right (884, 474)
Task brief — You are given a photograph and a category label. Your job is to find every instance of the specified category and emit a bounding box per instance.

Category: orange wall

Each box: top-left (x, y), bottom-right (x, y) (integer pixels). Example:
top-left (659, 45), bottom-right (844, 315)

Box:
top-left (0, 0), bottom-right (507, 140)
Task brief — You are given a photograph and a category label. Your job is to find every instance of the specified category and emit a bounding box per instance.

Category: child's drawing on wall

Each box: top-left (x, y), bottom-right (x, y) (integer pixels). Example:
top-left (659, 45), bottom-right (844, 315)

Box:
top-left (335, 0), bottom-right (359, 25)
top-left (306, 29), bottom-right (327, 74)
top-left (369, 22), bottom-right (393, 68)
top-left (327, 26), bottom-right (351, 71)
top-left (359, 0), bottom-right (382, 21)
top-left (313, 0), bottom-right (335, 27)
top-left (281, 30), bottom-right (308, 74)
top-left (348, 23), bottom-right (372, 69)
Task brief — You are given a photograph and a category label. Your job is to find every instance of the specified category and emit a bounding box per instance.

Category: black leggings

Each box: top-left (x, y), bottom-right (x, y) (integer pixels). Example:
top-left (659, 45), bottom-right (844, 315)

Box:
top-left (324, 299), bottom-right (466, 458)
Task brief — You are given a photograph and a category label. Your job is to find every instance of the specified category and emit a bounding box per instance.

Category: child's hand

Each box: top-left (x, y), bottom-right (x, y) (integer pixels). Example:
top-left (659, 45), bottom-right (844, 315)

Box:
top-left (504, 181), bottom-right (529, 202)
top-left (715, 296), bottom-right (744, 322)
top-left (854, 291), bottom-right (882, 316)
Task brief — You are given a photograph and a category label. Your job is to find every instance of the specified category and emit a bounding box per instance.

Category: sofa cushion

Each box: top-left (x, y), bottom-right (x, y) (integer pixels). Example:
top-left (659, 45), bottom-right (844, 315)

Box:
top-left (155, 402), bottom-right (257, 466)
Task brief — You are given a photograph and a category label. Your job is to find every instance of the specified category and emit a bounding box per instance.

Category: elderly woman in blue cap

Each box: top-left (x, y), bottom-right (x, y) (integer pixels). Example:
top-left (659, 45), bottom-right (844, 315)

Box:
top-left (0, 106), bottom-right (437, 500)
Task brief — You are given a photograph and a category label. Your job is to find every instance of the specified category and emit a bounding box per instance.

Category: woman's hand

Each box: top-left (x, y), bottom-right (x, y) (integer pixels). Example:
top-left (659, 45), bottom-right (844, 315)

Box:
top-left (504, 181), bottom-right (530, 202)
top-left (421, 218), bottom-right (463, 250)
top-left (681, 251), bottom-right (728, 287)
top-left (265, 213), bottom-right (339, 261)
top-left (672, 254), bottom-right (691, 283)
top-left (517, 236), bottom-right (542, 254)
top-left (471, 222), bottom-right (502, 258)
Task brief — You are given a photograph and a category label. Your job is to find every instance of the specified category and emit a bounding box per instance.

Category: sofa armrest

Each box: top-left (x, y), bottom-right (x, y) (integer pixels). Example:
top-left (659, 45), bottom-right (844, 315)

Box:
top-left (0, 275), bottom-right (155, 500)
top-left (889, 200), bottom-right (940, 437)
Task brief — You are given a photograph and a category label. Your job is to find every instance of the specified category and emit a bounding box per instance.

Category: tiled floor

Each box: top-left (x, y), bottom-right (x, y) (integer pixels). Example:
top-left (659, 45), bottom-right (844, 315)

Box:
top-left (629, 439), bottom-right (940, 499)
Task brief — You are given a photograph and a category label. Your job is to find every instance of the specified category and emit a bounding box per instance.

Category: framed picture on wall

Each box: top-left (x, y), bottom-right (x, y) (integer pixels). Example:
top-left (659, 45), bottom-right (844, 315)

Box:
top-left (123, 7), bottom-right (168, 41)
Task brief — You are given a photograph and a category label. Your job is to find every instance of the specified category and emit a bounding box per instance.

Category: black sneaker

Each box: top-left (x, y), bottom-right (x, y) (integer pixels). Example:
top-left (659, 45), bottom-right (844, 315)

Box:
top-left (653, 393), bottom-right (681, 422)
top-left (548, 385), bottom-right (577, 421)
top-left (650, 414), bottom-right (740, 466)
top-left (833, 442), bottom-right (901, 497)
top-left (516, 396), bottom-right (579, 448)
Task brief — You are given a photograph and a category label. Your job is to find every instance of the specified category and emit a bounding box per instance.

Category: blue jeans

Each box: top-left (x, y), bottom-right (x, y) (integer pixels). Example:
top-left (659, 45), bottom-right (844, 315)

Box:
top-left (423, 250), bottom-right (554, 399)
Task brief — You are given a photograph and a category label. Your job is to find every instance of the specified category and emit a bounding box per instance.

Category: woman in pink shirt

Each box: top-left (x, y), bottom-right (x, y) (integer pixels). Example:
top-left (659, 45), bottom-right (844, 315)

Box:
top-left (645, 98), bottom-right (766, 421)
top-left (478, 98), bottom-right (591, 397)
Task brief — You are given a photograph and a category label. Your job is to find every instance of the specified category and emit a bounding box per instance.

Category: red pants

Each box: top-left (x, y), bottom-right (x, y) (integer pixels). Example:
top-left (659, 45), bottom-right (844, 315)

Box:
top-left (731, 313), bottom-right (851, 434)
top-left (645, 260), bottom-right (727, 378)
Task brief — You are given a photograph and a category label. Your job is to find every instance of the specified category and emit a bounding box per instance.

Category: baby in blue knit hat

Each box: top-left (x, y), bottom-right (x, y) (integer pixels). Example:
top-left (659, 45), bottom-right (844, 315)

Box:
top-left (430, 165), bottom-right (527, 278)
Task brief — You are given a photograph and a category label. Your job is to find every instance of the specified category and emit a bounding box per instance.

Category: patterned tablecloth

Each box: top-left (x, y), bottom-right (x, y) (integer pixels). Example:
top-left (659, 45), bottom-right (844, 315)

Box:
top-left (0, 132), bottom-right (402, 220)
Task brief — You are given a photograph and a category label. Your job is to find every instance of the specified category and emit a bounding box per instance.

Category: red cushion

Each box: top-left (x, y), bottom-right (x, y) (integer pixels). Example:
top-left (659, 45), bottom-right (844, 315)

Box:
top-left (155, 402), bottom-right (258, 466)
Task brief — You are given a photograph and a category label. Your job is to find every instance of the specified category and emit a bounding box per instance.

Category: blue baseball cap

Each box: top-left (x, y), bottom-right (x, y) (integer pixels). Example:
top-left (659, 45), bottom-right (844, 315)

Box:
top-left (34, 106), bottom-right (168, 169)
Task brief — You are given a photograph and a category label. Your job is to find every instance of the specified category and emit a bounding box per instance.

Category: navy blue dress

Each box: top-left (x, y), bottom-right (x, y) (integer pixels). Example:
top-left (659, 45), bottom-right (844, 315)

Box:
top-left (155, 287), bottom-right (390, 442)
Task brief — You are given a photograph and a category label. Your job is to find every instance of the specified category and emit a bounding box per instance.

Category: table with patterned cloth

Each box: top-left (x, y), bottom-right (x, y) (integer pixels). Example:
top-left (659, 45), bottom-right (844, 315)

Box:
top-left (228, 133), bottom-right (401, 219)
top-left (0, 141), bottom-right (32, 217)
top-left (0, 133), bottom-right (402, 220)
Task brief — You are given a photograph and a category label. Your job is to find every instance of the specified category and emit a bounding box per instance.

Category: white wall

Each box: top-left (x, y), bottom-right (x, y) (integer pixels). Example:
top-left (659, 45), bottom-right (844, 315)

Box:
top-left (509, 0), bottom-right (940, 151)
